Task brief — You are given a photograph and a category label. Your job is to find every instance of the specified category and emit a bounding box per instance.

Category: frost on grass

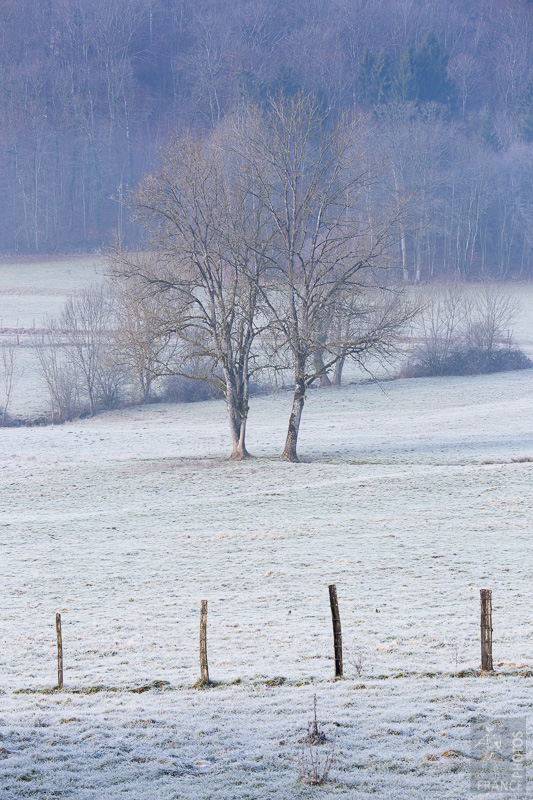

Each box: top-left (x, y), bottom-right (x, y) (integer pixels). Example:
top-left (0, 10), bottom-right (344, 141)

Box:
top-left (1, 314), bottom-right (533, 796)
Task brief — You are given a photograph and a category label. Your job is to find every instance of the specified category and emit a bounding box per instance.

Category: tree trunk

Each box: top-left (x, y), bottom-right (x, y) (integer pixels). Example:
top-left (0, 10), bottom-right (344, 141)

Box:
top-left (281, 375), bottom-right (305, 462)
top-left (226, 376), bottom-right (252, 461)
top-left (229, 413), bottom-right (252, 460)
top-left (400, 225), bottom-right (408, 282)
top-left (88, 386), bottom-right (95, 416)
top-left (331, 357), bottom-right (345, 386)
top-left (139, 366), bottom-right (152, 404)
top-left (314, 349), bottom-right (331, 387)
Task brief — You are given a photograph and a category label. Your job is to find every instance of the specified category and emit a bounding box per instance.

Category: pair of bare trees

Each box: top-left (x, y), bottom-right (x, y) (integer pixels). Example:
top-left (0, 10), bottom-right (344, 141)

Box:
top-left (111, 96), bottom-right (415, 461)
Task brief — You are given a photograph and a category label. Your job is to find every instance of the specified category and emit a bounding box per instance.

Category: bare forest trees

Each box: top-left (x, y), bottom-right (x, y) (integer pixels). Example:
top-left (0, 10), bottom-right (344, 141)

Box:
top-left (2, 0), bottom-right (533, 278)
top-left (112, 96), bottom-right (415, 461)
top-left (27, 275), bottom-right (526, 440)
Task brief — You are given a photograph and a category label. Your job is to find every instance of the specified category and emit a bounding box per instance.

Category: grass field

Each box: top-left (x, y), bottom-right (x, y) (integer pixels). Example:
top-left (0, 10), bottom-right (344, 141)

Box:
top-left (1, 261), bottom-right (533, 798)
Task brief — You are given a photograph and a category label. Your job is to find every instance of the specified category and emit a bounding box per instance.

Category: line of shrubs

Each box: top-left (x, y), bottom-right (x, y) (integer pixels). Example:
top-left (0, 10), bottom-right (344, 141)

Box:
top-left (401, 346), bottom-right (532, 378)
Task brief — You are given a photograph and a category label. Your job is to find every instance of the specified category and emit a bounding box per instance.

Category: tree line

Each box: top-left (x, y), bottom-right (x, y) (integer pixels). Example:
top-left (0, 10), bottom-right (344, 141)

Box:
top-left (2, 0), bottom-right (533, 278)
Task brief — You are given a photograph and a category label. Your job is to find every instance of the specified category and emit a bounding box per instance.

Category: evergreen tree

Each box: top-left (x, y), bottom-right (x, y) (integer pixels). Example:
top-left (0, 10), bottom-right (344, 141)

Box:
top-left (478, 107), bottom-right (501, 151)
top-left (395, 33), bottom-right (454, 107)
top-left (237, 67), bottom-right (266, 106)
top-left (395, 45), bottom-right (418, 103)
top-left (414, 33), bottom-right (453, 105)
top-left (519, 82), bottom-right (533, 142)
top-left (270, 63), bottom-right (300, 99)
top-left (357, 48), bottom-right (393, 106)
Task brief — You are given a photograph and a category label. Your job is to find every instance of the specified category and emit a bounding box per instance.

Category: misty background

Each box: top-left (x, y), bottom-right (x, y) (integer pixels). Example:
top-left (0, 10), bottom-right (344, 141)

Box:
top-left (1, 0), bottom-right (533, 281)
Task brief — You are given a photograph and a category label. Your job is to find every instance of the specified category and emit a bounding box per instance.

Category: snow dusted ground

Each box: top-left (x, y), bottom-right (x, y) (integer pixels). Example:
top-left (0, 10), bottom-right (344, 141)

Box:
top-left (1, 261), bottom-right (533, 797)
top-left (0, 256), bottom-right (101, 325)
top-left (1, 366), bottom-right (533, 797)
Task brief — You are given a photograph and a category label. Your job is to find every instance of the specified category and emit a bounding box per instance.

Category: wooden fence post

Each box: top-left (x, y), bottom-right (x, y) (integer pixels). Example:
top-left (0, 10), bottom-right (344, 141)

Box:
top-left (328, 585), bottom-right (343, 678)
top-left (200, 600), bottom-right (209, 684)
top-left (56, 613), bottom-right (63, 689)
top-left (480, 589), bottom-right (493, 671)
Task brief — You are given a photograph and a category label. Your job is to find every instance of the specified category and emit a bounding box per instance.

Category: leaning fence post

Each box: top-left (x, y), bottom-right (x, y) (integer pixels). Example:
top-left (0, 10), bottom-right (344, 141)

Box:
top-left (328, 585), bottom-right (343, 678)
top-left (480, 589), bottom-right (493, 671)
top-left (56, 613), bottom-right (63, 689)
top-left (200, 600), bottom-right (209, 684)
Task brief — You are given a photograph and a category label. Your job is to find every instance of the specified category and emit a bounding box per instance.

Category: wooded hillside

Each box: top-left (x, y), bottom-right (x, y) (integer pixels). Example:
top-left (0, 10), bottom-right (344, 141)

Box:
top-left (2, 0), bottom-right (533, 279)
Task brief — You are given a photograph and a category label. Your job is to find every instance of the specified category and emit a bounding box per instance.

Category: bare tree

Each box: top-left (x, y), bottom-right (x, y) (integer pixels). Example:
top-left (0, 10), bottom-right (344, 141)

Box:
top-left (410, 285), bottom-right (470, 375)
top-left (1, 344), bottom-right (23, 424)
top-left (38, 287), bottom-right (130, 421)
top-left (36, 326), bottom-right (82, 422)
top-left (326, 286), bottom-right (410, 387)
top-left (110, 128), bottom-right (271, 459)
top-left (464, 286), bottom-right (519, 352)
top-left (448, 53), bottom-right (482, 118)
top-left (233, 95), bottom-right (414, 461)
top-left (60, 285), bottom-right (116, 416)
top-left (110, 277), bottom-right (163, 403)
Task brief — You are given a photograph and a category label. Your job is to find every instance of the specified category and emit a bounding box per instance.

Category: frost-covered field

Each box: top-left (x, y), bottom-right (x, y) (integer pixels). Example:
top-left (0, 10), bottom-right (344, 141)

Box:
top-left (0, 256), bottom-right (101, 325)
top-left (2, 257), bottom-right (533, 416)
top-left (2, 262), bottom-right (533, 798)
top-left (0, 257), bottom-right (103, 416)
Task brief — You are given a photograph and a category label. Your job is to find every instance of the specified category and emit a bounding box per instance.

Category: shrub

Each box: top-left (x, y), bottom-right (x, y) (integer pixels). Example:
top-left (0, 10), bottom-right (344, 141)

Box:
top-left (403, 285), bottom-right (531, 378)
top-left (162, 375), bottom-right (224, 403)
top-left (297, 696), bottom-right (336, 786)
top-left (401, 346), bottom-right (531, 378)
top-left (162, 375), bottom-right (267, 404)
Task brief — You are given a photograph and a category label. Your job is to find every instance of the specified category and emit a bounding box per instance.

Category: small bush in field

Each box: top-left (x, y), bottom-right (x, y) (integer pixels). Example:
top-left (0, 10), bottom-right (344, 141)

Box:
top-left (297, 695), bottom-right (336, 786)
top-left (162, 375), bottom-right (224, 403)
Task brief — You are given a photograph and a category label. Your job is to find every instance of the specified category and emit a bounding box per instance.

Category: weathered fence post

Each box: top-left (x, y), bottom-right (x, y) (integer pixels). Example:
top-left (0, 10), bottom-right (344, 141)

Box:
top-left (56, 613), bottom-right (63, 689)
top-left (328, 585), bottom-right (343, 678)
top-left (480, 589), bottom-right (493, 671)
top-left (200, 600), bottom-right (209, 684)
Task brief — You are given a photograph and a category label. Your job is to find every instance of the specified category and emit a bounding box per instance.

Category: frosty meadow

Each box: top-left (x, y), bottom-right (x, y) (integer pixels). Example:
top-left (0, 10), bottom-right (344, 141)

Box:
top-left (4, 1), bottom-right (533, 795)
top-left (1, 258), bottom-right (533, 798)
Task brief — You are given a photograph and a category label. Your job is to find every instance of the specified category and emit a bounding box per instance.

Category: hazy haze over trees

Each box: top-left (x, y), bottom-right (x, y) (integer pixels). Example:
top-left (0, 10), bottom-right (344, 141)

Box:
top-left (2, 0), bottom-right (533, 279)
